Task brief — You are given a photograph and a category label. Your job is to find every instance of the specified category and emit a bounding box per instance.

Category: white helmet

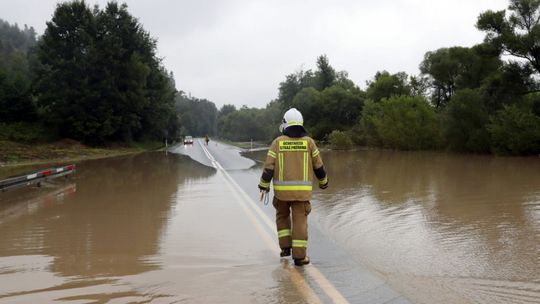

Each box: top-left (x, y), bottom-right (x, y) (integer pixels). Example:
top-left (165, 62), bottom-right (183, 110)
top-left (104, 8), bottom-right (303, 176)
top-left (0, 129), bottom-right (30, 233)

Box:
top-left (279, 108), bottom-right (304, 133)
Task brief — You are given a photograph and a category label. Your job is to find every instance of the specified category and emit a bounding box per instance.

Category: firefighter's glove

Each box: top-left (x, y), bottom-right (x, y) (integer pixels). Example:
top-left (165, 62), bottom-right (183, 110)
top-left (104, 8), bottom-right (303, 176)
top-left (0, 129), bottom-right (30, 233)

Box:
top-left (258, 180), bottom-right (270, 192)
top-left (319, 177), bottom-right (329, 189)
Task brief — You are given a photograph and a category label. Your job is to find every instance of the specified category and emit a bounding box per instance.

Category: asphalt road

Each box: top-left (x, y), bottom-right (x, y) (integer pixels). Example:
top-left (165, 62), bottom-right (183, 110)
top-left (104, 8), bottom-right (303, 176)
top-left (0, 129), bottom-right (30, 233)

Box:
top-left (171, 139), bottom-right (412, 304)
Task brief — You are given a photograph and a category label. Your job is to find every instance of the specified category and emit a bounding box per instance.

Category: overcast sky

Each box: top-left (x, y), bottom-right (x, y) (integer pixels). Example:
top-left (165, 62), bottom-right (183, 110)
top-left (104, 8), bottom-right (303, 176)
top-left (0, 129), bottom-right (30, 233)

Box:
top-left (1, 0), bottom-right (509, 108)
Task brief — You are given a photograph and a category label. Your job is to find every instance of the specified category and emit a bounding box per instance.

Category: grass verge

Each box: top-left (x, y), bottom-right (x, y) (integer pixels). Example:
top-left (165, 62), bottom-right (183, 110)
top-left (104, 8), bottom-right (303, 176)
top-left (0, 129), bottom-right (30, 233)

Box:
top-left (0, 139), bottom-right (165, 179)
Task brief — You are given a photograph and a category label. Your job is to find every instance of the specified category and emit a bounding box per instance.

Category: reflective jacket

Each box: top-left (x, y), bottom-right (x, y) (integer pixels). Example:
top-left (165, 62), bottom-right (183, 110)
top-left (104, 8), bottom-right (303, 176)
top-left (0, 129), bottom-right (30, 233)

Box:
top-left (259, 135), bottom-right (328, 201)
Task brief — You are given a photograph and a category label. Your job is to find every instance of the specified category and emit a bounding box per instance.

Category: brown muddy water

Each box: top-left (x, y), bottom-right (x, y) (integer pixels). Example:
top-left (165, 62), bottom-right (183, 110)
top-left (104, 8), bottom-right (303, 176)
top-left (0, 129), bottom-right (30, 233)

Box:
top-left (0, 148), bottom-right (539, 303)
top-left (311, 150), bottom-right (540, 304)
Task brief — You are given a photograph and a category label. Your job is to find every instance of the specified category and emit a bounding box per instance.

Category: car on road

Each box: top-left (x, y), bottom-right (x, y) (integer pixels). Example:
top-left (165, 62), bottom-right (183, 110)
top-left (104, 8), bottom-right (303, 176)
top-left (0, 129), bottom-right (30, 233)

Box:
top-left (184, 136), bottom-right (193, 145)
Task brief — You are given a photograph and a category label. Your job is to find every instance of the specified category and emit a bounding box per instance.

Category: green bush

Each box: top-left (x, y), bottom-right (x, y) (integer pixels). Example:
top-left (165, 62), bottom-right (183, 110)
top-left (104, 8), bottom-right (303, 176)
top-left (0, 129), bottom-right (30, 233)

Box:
top-left (443, 89), bottom-right (491, 153)
top-left (328, 130), bottom-right (353, 149)
top-left (348, 123), bottom-right (366, 145)
top-left (488, 103), bottom-right (540, 155)
top-left (359, 96), bottom-right (441, 150)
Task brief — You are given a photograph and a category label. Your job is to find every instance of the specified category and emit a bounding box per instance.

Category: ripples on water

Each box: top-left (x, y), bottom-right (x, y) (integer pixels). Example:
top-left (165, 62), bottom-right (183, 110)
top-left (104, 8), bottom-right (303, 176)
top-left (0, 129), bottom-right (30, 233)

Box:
top-left (312, 150), bottom-right (540, 303)
top-left (1, 148), bottom-right (539, 303)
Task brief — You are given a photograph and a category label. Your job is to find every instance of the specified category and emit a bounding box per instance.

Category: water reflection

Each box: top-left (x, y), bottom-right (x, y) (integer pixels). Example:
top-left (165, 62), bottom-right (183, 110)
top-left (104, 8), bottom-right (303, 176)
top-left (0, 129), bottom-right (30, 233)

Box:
top-left (313, 149), bottom-right (540, 303)
top-left (0, 152), bottom-right (216, 300)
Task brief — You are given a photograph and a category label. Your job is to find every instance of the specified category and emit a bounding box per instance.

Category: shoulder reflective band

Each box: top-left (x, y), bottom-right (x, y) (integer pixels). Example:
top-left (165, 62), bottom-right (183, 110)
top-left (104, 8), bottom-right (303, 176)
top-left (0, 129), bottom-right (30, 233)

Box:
top-left (312, 149), bottom-right (320, 157)
top-left (267, 150), bottom-right (277, 158)
top-left (279, 140), bottom-right (308, 152)
top-left (292, 239), bottom-right (308, 248)
top-left (278, 229), bottom-right (291, 238)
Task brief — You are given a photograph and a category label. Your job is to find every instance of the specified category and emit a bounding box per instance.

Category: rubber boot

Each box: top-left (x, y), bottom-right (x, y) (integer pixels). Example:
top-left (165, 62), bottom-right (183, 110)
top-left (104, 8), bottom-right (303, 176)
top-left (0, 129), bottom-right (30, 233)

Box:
top-left (294, 256), bottom-right (310, 266)
top-left (280, 248), bottom-right (291, 257)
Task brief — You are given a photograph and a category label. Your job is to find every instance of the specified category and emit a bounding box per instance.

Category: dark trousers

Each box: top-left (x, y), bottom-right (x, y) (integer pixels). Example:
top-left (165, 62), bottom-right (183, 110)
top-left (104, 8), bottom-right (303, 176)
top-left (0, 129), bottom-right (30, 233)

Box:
top-left (273, 197), bottom-right (312, 259)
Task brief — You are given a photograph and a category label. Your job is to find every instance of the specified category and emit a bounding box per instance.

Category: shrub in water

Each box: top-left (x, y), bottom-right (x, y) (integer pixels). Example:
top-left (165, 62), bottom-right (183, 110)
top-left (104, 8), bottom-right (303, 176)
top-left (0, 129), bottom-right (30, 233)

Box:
top-left (328, 130), bottom-right (353, 150)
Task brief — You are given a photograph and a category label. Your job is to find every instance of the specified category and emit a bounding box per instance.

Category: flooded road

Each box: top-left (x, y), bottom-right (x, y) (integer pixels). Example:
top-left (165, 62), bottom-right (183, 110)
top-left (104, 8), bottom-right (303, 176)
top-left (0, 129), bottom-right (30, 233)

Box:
top-left (0, 141), bottom-right (539, 303)
top-left (312, 150), bottom-right (540, 304)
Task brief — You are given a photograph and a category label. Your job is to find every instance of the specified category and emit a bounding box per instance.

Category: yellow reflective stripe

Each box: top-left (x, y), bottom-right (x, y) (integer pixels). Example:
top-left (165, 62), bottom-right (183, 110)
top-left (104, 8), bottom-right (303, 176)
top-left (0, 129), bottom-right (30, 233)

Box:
top-left (278, 153), bottom-right (284, 181)
top-left (273, 181), bottom-right (311, 186)
top-left (318, 176), bottom-right (328, 185)
top-left (278, 229), bottom-right (291, 238)
top-left (259, 179), bottom-right (270, 187)
top-left (267, 150), bottom-right (277, 158)
top-left (292, 239), bottom-right (308, 248)
top-left (303, 152), bottom-right (307, 181)
top-left (274, 185), bottom-right (312, 191)
top-left (287, 121), bottom-right (303, 126)
top-left (305, 152), bottom-right (309, 181)
top-left (312, 149), bottom-right (320, 157)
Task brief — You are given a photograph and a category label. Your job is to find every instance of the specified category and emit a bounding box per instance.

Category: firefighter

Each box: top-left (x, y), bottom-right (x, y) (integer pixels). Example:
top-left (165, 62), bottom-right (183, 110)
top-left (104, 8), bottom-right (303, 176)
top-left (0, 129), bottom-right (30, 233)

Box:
top-left (258, 108), bottom-right (328, 266)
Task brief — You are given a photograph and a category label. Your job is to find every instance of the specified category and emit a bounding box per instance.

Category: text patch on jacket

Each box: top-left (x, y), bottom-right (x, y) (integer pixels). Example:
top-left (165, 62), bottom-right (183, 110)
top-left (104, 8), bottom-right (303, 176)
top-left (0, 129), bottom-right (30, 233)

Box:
top-left (279, 140), bottom-right (308, 152)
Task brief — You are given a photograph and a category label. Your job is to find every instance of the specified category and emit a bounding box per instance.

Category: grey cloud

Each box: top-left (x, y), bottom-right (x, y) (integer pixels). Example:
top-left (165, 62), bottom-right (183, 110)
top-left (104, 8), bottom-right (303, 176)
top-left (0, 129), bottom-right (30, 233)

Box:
top-left (1, 0), bottom-right (509, 108)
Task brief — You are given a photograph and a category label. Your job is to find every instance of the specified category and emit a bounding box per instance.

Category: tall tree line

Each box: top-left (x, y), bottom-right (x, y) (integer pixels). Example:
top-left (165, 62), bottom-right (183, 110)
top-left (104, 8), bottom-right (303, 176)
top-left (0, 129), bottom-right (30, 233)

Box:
top-left (156, 0), bottom-right (540, 155)
top-left (1, 1), bottom-right (178, 144)
top-left (3, 0), bottom-right (539, 155)
top-left (175, 92), bottom-right (217, 137)
top-left (36, 1), bottom-right (177, 144)
top-left (0, 19), bottom-right (37, 123)
top-left (216, 55), bottom-right (365, 141)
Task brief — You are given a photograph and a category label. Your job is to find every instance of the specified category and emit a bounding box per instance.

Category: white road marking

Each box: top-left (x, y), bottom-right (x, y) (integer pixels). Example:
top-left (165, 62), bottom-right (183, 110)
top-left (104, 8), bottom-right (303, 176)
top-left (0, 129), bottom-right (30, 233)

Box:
top-left (199, 140), bottom-right (349, 304)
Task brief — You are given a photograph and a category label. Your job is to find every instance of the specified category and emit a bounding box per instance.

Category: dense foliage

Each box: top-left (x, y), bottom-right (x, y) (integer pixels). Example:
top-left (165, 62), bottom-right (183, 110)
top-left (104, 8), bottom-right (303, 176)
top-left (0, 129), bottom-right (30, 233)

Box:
top-left (35, 1), bottom-right (177, 144)
top-left (488, 98), bottom-right (540, 155)
top-left (360, 96), bottom-right (441, 150)
top-left (162, 0), bottom-right (540, 157)
top-left (216, 101), bottom-right (282, 141)
top-left (2, 0), bottom-right (540, 155)
top-left (212, 55), bottom-right (364, 142)
top-left (0, 19), bottom-right (37, 123)
top-left (328, 130), bottom-right (353, 150)
top-left (1, 1), bottom-right (177, 145)
top-left (175, 92), bottom-right (217, 137)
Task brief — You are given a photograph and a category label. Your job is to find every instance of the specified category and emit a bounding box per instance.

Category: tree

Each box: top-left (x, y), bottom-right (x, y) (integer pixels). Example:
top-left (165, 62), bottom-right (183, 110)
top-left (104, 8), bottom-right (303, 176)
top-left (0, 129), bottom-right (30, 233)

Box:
top-left (477, 0), bottom-right (540, 75)
top-left (487, 96), bottom-right (540, 155)
top-left (35, 0), bottom-right (100, 141)
top-left (0, 71), bottom-right (35, 122)
top-left (217, 106), bottom-right (268, 141)
top-left (443, 89), bottom-right (491, 153)
top-left (291, 87), bottom-right (322, 136)
top-left (176, 93), bottom-right (217, 136)
top-left (480, 62), bottom-right (535, 111)
top-left (366, 71), bottom-right (411, 102)
top-left (314, 55), bottom-right (336, 90)
top-left (277, 69), bottom-right (315, 109)
top-left (0, 19), bottom-right (38, 122)
top-left (409, 75), bottom-right (430, 97)
top-left (315, 85), bottom-right (364, 138)
top-left (328, 130), bottom-right (353, 150)
top-left (35, 0), bottom-right (177, 143)
top-left (219, 104), bottom-right (236, 117)
top-left (359, 96), bottom-right (441, 150)
top-left (0, 19), bottom-right (37, 53)
top-left (420, 45), bottom-right (501, 108)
